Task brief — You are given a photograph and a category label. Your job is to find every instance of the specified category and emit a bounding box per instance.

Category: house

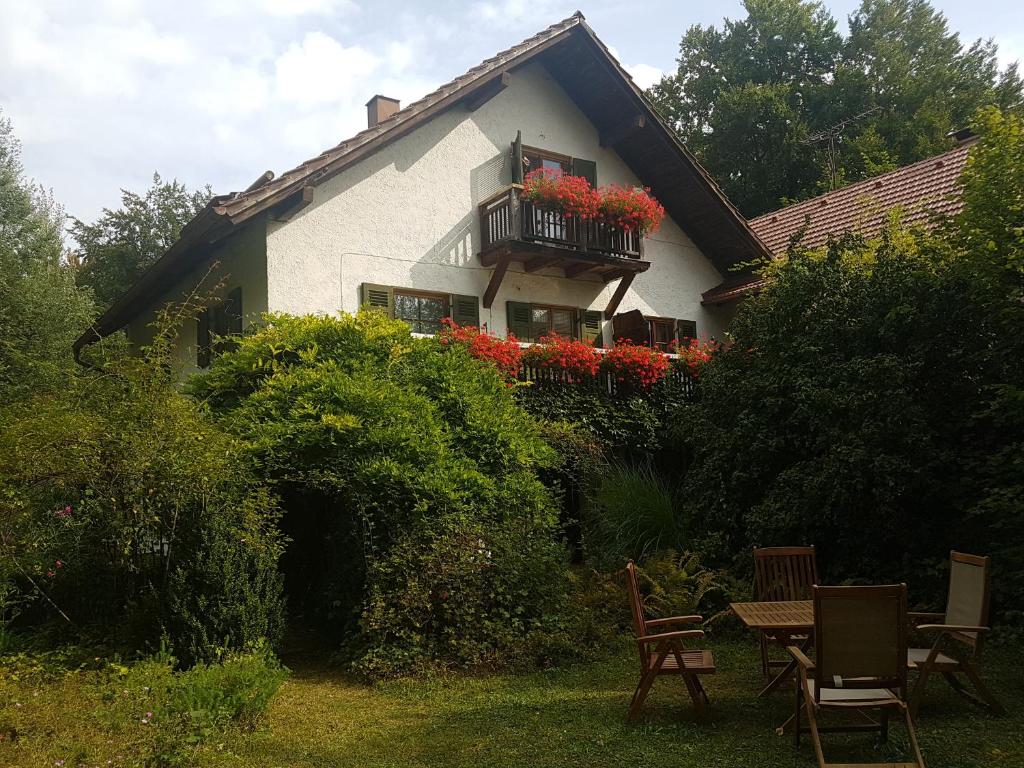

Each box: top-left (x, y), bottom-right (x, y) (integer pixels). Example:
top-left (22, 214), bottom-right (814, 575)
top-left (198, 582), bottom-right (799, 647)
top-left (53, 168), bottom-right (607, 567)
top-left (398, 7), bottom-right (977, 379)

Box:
top-left (73, 12), bottom-right (768, 367)
top-left (701, 134), bottom-right (976, 306)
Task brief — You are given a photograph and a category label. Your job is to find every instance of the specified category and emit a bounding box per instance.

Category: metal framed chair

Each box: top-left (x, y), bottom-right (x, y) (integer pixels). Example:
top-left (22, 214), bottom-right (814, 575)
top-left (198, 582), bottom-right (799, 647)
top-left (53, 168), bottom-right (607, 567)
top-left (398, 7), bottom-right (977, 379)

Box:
top-left (624, 560), bottom-right (715, 720)
top-left (788, 584), bottom-right (926, 768)
top-left (908, 551), bottom-right (1004, 716)
top-left (753, 546), bottom-right (818, 678)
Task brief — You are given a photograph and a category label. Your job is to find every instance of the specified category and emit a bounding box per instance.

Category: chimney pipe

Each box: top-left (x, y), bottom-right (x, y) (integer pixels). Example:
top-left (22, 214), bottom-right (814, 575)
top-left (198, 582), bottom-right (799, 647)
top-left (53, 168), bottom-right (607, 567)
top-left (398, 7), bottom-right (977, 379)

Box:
top-left (366, 95), bottom-right (400, 128)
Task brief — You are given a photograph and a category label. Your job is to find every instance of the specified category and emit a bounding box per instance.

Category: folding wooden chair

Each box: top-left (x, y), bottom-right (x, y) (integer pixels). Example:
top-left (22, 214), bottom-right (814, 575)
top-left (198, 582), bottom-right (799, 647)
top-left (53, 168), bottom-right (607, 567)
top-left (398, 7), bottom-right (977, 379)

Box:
top-left (788, 584), bottom-right (926, 768)
top-left (908, 551), bottom-right (1004, 716)
top-left (624, 560), bottom-right (715, 720)
top-left (753, 546), bottom-right (818, 678)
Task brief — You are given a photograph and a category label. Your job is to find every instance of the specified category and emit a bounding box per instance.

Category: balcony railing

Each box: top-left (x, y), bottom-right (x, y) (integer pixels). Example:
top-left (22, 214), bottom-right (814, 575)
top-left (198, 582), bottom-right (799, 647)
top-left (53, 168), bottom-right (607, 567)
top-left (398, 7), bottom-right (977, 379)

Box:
top-left (479, 185), bottom-right (643, 260)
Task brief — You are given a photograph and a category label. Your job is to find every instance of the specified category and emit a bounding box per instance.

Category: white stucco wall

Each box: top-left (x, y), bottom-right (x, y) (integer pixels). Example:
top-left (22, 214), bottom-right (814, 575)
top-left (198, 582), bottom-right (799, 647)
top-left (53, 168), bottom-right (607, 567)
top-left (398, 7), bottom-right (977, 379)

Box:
top-left (127, 219), bottom-right (267, 369)
top-left (265, 62), bottom-right (730, 344)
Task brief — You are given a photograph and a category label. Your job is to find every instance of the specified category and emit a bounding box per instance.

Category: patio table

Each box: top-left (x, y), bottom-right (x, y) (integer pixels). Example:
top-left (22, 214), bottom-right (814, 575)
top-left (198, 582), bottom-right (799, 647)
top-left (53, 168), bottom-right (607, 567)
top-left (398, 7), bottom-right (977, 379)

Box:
top-left (730, 600), bottom-right (813, 697)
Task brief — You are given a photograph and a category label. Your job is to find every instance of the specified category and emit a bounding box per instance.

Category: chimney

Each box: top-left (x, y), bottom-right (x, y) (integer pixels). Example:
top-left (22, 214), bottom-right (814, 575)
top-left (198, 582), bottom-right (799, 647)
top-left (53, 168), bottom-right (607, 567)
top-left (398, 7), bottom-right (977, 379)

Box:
top-left (366, 95), bottom-right (400, 128)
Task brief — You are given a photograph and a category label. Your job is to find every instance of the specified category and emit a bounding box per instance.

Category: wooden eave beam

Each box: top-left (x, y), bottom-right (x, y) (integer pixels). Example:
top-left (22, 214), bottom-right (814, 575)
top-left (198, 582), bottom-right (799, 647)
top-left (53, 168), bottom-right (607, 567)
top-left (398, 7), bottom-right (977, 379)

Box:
top-left (524, 255), bottom-right (558, 272)
top-left (599, 114), bottom-right (645, 147)
top-left (465, 71), bottom-right (510, 111)
top-left (563, 262), bottom-right (597, 278)
top-left (273, 186), bottom-right (314, 222)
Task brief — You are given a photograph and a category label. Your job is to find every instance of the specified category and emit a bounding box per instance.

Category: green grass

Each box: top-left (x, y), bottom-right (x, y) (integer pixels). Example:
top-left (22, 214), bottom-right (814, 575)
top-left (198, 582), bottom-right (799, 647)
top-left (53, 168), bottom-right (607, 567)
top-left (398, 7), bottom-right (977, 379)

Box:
top-left (3, 637), bottom-right (1023, 767)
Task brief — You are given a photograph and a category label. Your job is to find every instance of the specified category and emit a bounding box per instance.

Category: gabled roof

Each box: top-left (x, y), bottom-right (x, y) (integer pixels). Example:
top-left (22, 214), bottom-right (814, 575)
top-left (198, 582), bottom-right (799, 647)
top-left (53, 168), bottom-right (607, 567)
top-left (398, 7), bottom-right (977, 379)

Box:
top-left (75, 11), bottom-right (769, 352)
top-left (701, 139), bottom-right (975, 305)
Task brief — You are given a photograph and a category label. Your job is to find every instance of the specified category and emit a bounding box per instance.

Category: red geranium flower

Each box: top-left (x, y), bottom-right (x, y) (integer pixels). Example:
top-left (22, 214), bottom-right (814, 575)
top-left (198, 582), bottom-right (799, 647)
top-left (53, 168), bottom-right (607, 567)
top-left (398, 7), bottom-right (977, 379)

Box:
top-left (439, 318), bottom-right (522, 383)
top-left (602, 340), bottom-right (670, 389)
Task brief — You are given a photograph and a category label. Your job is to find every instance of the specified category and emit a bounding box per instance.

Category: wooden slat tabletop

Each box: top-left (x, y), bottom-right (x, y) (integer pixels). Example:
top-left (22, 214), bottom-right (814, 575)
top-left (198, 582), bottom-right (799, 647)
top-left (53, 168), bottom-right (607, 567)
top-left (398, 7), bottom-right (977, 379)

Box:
top-left (731, 600), bottom-right (813, 631)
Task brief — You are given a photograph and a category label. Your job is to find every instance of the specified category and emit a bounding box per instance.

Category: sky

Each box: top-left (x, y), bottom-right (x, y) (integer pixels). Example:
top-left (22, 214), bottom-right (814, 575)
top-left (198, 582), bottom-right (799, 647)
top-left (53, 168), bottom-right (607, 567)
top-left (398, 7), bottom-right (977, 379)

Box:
top-left (1, 0), bottom-right (1022, 225)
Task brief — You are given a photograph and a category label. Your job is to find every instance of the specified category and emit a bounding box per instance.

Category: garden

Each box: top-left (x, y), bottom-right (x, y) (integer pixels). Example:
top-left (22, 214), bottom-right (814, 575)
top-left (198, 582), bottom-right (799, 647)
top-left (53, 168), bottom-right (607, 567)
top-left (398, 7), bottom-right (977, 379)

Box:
top-left (2, 104), bottom-right (1024, 767)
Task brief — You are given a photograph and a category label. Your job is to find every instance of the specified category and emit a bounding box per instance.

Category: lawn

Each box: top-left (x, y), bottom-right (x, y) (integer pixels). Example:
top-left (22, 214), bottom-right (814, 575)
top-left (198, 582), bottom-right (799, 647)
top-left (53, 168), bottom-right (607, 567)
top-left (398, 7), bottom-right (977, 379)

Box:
top-left (4, 636), bottom-right (1022, 768)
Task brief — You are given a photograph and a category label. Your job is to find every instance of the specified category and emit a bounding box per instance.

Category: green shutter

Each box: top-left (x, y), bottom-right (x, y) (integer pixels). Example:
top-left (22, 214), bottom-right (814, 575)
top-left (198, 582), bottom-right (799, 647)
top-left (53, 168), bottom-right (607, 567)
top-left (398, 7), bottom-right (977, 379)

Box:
top-left (450, 294), bottom-right (480, 327)
top-left (362, 283), bottom-right (394, 316)
top-left (676, 319), bottom-right (697, 343)
top-left (512, 130), bottom-right (524, 184)
top-left (579, 309), bottom-right (603, 346)
top-left (571, 157), bottom-right (597, 187)
top-left (197, 308), bottom-right (211, 368)
top-left (506, 301), bottom-right (532, 341)
top-left (226, 287), bottom-right (243, 335)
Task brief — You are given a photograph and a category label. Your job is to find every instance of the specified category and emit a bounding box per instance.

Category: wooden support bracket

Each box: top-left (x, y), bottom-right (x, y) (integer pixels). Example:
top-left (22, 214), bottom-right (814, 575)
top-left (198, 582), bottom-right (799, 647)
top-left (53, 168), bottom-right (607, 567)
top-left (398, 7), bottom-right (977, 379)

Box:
top-left (604, 271), bottom-right (636, 316)
top-left (483, 251), bottom-right (512, 308)
top-left (600, 114), bottom-right (646, 147)
top-left (466, 72), bottom-right (510, 111)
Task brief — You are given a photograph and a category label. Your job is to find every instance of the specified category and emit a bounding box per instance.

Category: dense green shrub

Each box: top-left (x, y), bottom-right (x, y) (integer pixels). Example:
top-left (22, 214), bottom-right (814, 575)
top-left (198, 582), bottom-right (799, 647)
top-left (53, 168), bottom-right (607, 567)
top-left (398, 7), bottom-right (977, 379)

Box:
top-left (187, 311), bottom-right (565, 675)
top-left (672, 112), bottom-right (1024, 616)
top-left (950, 108), bottom-right (1024, 613)
top-left (515, 376), bottom-right (693, 456)
top-left (0, 334), bottom-right (285, 663)
top-left (676, 227), bottom-right (986, 590)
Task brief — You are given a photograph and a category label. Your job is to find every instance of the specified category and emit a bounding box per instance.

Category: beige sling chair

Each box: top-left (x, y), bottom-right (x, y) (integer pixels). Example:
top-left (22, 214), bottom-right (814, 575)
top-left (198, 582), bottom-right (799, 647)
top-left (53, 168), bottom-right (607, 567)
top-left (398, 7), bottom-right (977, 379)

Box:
top-left (624, 560), bottom-right (716, 719)
top-left (753, 546), bottom-right (818, 678)
top-left (908, 551), bottom-right (1004, 716)
top-left (788, 584), bottom-right (926, 768)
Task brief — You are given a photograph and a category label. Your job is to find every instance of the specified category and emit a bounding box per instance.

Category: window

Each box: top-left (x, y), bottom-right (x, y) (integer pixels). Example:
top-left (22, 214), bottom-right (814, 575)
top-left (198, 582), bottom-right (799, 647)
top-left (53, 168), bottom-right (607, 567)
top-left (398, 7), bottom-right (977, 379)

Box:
top-left (197, 287), bottom-right (242, 368)
top-left (635, 315), bottom-right (698, 351)
top-left (361, 284), bottom-right (480, 332)
top-left (531, 305), bottom-right (576, 339)
top-left (676, 319), bottom-right (698, 343)
top-left (522, 146), bottom-right (571, 177)
top-left (508, 301), bottom-right (603, 345)
top-left (649, 318), bottom-right (675, 350)
top-left (394, 290), bottom-right (449, 335)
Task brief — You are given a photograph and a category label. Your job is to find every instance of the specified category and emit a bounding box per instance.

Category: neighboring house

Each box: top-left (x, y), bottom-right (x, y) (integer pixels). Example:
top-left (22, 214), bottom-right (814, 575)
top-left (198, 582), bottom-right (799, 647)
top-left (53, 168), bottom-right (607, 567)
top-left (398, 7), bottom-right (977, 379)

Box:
top-left (73, 12), bottom-right (767, 368)
top-left (701, 135), bottom-right (976, 306)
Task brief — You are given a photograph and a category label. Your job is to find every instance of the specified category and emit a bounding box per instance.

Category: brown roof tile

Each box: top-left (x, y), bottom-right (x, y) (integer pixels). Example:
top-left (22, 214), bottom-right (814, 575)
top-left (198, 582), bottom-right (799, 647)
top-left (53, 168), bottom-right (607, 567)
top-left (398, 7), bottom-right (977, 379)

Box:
top-left (749, 140), bottom-right (974, 255)
top-left (702, 141), bottom-right (974, 305)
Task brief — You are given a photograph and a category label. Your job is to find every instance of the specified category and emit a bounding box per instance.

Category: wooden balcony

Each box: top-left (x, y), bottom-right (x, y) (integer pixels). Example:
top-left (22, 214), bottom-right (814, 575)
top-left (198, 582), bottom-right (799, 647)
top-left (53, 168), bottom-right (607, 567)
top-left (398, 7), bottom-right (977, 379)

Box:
top-left (477, 185), bottom-right (651, 314)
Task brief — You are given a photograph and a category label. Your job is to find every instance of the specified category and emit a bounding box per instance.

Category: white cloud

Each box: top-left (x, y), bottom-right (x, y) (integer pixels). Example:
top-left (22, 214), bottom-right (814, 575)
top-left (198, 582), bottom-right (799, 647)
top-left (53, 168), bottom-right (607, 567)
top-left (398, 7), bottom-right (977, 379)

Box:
top-left (625, 63), bottom-right (663, 90)
top-left (0, 0), bottom-right (676, 226)
top-left (274, 32), bottom-right (380, 106)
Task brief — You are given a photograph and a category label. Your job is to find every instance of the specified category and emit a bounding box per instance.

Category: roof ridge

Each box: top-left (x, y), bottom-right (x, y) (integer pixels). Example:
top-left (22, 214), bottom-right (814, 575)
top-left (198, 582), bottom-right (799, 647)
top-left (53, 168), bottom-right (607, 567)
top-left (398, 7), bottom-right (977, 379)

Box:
top-left (750, 139), bottom-right (976, 225)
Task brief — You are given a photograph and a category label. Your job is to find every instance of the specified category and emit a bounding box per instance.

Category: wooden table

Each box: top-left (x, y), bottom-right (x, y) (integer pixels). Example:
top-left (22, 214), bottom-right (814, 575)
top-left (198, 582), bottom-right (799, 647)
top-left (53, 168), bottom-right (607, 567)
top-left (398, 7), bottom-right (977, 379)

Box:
top-left (731, 600), bottom-right (813, 697)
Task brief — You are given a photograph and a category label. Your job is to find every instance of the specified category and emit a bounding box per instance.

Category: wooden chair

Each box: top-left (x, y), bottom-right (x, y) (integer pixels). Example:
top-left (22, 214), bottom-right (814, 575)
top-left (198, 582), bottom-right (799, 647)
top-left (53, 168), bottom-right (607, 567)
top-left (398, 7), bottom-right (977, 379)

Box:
top-left (789, 584), bottom-right (926, 768)
top-left (624, 560), bottom-right (715, 719)
top-left (908, 551), bottom-right (1004, 716)
top-left (753, 546), bottom-right (818, 678)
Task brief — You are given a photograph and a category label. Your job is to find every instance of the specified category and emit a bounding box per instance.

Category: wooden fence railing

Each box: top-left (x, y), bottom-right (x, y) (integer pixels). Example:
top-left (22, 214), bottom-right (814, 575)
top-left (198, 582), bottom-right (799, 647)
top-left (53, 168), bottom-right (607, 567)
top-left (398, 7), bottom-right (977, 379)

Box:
top-left (515, 362), bottom-right (697, 398)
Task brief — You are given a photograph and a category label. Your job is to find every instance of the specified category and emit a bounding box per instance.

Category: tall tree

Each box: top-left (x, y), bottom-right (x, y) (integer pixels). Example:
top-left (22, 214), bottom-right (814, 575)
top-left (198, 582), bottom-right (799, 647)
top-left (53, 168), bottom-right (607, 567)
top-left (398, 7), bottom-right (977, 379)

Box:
top-left (0, 111), bottom-right (93, 400)
top-left (651, 0), bottom-right (841, 215)
top-left (650, 0), bottom-right (1024, 217)
top-left (72, 173), bottom-right (211, 312)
